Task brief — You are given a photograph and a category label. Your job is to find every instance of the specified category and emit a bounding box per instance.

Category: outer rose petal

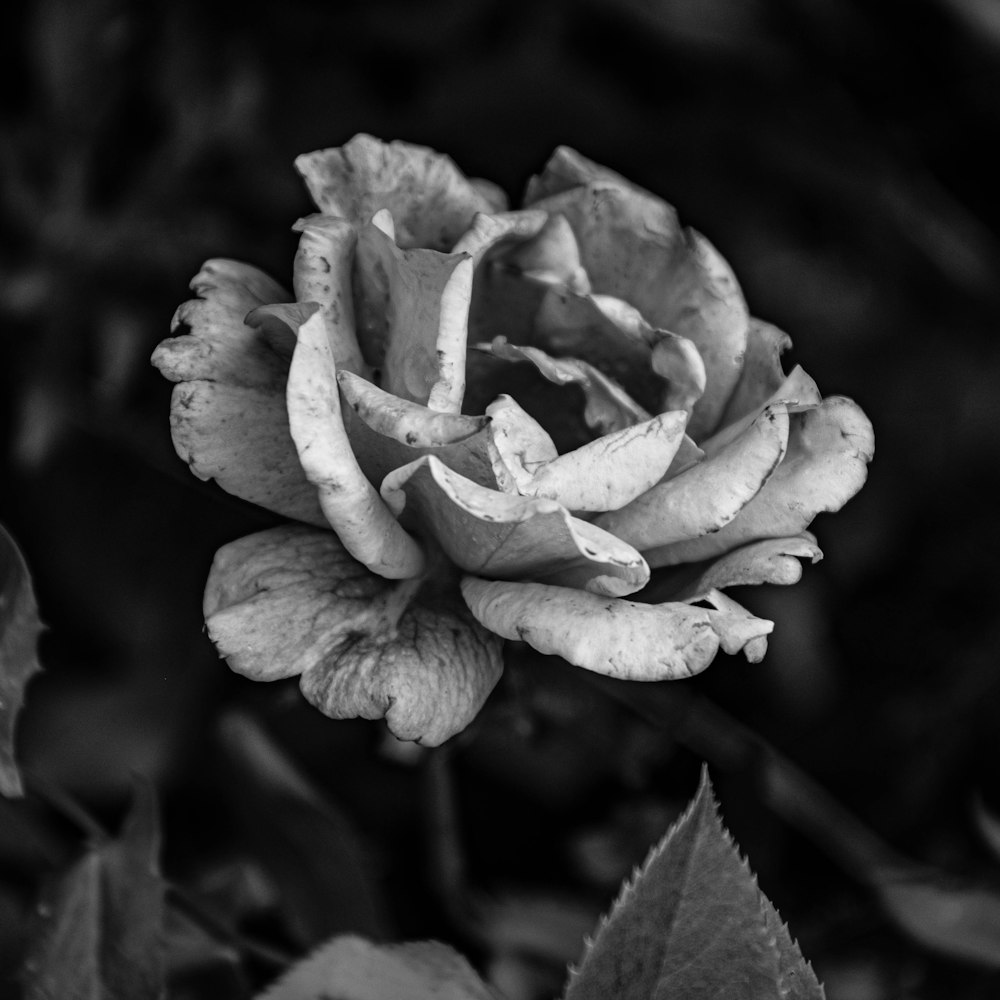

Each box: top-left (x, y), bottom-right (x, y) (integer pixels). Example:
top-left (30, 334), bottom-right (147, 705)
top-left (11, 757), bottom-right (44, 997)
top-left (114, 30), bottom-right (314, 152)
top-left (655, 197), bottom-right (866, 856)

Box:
top-left (381, 456), bottom-right (650, 597)
top-left (283, 305), bottom-right (426, 579)
top-left (151, 259), bottom-right (325, 526)
top-left (596, 404), bottom-right (790, 553)
top-left (650, 396), bottom-right (875, 566)
top-left (460, 578), bottom-right (773, 680)
top-left (295, 133), bottom-right (506, 251)
top-left (686, 534), bottom-right (823, 594)
top-left (205, 526), bottom-right (503, 746)
top-left (291, 214), bottom-right (366, 374)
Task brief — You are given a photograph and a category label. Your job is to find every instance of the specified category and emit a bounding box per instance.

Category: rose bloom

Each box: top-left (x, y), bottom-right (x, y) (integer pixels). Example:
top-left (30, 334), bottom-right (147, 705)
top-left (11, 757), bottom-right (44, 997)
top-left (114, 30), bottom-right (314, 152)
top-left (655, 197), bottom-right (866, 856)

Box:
top-left (152, 134), bottom-right (874, 745)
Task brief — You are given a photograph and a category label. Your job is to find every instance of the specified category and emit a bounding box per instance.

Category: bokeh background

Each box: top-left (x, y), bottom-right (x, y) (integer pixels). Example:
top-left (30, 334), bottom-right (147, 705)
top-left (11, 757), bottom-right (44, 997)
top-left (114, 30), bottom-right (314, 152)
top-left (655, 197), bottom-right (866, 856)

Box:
top-left (3, 0), bottom-right (1000, 997)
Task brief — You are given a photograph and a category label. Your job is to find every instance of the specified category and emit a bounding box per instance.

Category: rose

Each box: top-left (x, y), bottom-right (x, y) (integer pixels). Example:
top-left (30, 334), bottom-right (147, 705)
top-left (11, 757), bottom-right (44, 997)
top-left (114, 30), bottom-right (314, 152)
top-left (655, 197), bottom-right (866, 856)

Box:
top-left (152, 134), bottom-right (874, 745)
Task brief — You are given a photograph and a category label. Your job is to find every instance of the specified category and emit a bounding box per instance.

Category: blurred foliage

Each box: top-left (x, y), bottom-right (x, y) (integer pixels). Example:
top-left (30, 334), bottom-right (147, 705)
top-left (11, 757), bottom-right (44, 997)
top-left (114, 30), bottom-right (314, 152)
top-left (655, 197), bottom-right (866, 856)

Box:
top-left (3, 0), bottom-right (1000, 997)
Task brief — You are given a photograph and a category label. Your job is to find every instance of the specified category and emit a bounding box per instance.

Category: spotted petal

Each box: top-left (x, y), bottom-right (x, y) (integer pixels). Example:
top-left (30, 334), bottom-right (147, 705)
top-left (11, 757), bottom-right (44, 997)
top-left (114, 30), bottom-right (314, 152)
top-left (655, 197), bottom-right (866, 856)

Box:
top-left (151, 259), bottom-right (325, 525)
top-left (282, 305), bottom-right (426, 579)
top-left (461, 578), bottom-right (773, 680)
top-left (204, 526), bottom-right (502, 746)
top-left (515, 410), bottom-right (689, 512)
top-left (295, 133), bottom-right (506, 251)
top-left (651, 397), bottom-right (875, 566)
top-left (291, 214), bottom-right (366, 374)
top-left (597, 404), bottom-right (790, 556)
top-left (381, 456), bottom-right (650, 597)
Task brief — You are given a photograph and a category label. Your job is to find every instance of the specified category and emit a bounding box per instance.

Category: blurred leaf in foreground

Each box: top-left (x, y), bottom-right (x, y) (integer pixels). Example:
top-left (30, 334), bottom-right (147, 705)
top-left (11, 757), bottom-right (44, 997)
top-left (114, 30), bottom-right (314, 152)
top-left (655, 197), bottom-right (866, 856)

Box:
top-left (875, 871), bottom-right (1000, 969)
top-left (565, 767), bottom-right (824, 1000)
top-left (0, 522), bottom-right (43, 798)
top-left (22, 781), bottom-right (167, 1000)
top-left (255, 936), bottom-right (499, 1000)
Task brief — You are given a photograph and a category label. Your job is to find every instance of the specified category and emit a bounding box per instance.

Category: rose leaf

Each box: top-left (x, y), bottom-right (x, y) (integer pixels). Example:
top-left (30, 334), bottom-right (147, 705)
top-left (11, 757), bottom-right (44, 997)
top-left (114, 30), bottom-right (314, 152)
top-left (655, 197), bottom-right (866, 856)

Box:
top-left (22, 781), bottom-right (167, 1000)
top-left (564, 769), bottom-right (823, 1000)
top-left (0, 524), bottom-right (43, 798)
top-left (254, 935), bottom-right (498, 1000)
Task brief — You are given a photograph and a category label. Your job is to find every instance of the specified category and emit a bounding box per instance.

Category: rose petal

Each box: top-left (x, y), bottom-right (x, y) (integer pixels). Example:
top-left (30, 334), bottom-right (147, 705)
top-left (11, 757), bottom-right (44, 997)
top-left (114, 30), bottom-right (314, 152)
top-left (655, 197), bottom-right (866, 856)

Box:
top-left (151, 260), bottom-right (325, 525)
top-left (460, 578), bottom-right (773, 680)
top-left (681, 534), bottom-right (823, 596)
top-left (702, 357), bottom-right (821, 457)
top-left (283, 305), bottom-right (426, 579)
top-left (451, 209), bottom-right (548, 261)
top-left (597, 404), bottom-right (790, 553)
top-left (716, 318), bottom-right (792, 429)
top-left (381, 456), bottom-right (649, 597)
top-left (473, 336), bottom-right (651, 434)
top-left (526, 150), bottom-right (748, 439)
top-left (337, 370), bottom-right (503, 489)
top-left (532, 289), bottom-right (665, 414)
top-left (696, 589), bottom-right (770, 662)
top-left (204, 526), bottom-right (502, 746)
top-left (519, 410), bottom-right (689, 512)
top-left (502, 213), bottom-right (591, 292)
top-left (650, 330), bottom-right (708, 414)
top-left (356, 220), bottom-right (472, 412)
top-left (204, 526), bottom-right (393, 680)
top-left (295, 133), bottom-right (506, 251)
top-left (291, 214), bottom-right (367, 374)
top-left (649, 396), bottom-right (875, 567)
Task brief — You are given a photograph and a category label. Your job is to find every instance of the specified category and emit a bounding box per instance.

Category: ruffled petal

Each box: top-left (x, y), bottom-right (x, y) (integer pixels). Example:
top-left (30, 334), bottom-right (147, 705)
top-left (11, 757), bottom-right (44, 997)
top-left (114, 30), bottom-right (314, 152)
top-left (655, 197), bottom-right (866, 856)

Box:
top-left (597, 404), bottom-right (790, 554)
top-left (281, 305), bottom-right (426, 579)
top-left (381, 456), bottom-right (650, 597)
top-left (460, 578), bottom-right (773, 680)
top-left (291, 214), bottom-right (366, 374)
top-left (649, 397), bottom-right (875, 567)
top-left (151, 260), bottom-right (325, 525)
top-left (526, 149), bottom-right (748, 440)
top-left (204, 526), bottom-right (502, 745)
top-left (473, 336), bottom-right (651, 434)
top-left (295, 133), bottom-right (506, 251)
top-left (356, 218), bottom-right (472, 412)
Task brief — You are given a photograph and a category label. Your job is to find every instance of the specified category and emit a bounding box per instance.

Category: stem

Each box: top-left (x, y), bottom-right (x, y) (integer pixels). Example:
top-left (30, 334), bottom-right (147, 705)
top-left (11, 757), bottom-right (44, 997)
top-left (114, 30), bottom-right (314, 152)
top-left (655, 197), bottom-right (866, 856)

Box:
top-left (586, 678), bottom-right (911, 886)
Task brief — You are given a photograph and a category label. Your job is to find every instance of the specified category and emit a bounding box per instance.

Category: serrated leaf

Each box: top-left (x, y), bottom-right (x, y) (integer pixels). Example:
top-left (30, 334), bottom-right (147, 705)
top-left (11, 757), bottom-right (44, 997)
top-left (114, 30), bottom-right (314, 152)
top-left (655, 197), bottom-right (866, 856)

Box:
top-left (0, 523), bottom-right (44, 798)
top-left (254, 935), bottom-right (498, 1000)
top-left (22, 780), bottom-right (167, 1000)
top-left (564, 769), bottom-right (823, 1000)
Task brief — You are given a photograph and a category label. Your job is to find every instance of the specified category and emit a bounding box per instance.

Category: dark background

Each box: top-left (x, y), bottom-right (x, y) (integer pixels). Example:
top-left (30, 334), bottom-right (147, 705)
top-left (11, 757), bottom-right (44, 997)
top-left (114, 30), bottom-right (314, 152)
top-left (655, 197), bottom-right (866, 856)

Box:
top-left (3, 0), bottom-right (1000, 997)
